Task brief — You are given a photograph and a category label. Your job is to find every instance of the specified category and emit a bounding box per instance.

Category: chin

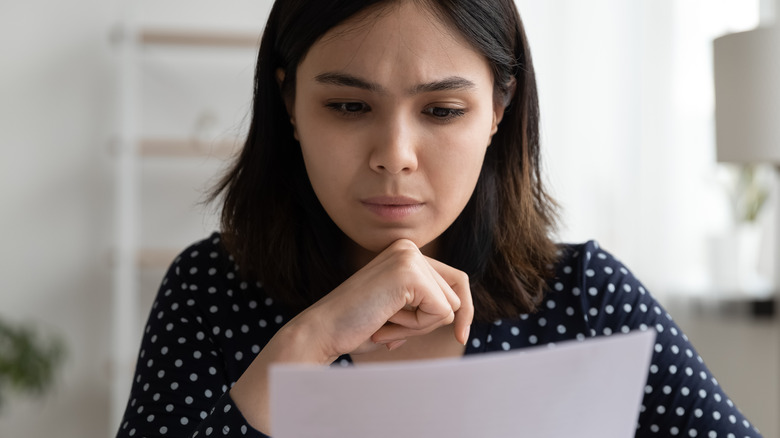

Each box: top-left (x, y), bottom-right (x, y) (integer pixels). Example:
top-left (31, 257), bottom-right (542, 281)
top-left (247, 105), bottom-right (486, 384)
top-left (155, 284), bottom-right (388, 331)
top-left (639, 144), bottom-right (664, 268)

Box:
top-left (352, 232), bottom-right (439, 256)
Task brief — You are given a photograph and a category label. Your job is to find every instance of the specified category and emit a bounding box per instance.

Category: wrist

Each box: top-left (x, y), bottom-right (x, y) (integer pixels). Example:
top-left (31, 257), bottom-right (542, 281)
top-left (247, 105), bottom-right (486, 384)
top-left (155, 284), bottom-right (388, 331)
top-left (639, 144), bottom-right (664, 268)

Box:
top-left (272, 315), bottom-right (339, 365)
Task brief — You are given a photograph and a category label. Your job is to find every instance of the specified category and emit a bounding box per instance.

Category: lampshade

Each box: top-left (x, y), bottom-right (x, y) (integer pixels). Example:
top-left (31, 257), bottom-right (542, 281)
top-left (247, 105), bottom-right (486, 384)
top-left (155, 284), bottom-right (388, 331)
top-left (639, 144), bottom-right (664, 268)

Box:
top-left (713, 26), bottom-right (780, 164)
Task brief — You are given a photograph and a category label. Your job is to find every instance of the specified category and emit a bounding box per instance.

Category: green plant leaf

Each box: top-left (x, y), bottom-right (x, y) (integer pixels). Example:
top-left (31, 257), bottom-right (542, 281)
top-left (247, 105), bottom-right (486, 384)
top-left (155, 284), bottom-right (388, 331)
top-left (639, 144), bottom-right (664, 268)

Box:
top-left (0, 318), bottom-right (66, 408)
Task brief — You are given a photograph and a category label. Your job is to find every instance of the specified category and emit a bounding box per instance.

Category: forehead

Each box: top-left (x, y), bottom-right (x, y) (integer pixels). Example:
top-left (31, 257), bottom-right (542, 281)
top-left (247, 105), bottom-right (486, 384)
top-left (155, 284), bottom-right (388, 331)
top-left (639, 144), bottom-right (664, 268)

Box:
top-left (296, 1), bottom-right (493, 89)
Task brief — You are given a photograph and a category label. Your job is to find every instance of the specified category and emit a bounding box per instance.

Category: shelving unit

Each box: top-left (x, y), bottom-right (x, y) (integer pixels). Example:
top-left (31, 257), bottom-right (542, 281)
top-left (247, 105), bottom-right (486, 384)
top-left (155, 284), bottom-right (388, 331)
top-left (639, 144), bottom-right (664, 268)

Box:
top-left (140, 28), bottom-right (259, 47)
top-left (110, 16), bottom-right (258, 431)
top-left (139, 138), bottom-right (239, 158)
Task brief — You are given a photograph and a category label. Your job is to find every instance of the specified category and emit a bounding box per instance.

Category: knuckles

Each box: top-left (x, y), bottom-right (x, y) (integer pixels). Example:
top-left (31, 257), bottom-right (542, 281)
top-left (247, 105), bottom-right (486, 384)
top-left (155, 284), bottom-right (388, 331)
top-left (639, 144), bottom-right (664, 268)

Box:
top-left (386, 238), bottom-right (420, 254)
top-left (380, 238), bottom-right (469, 319)
top-left (385, 239), bottom-right (425, 275)
top-left (454, 270), bottom-right (470, 288)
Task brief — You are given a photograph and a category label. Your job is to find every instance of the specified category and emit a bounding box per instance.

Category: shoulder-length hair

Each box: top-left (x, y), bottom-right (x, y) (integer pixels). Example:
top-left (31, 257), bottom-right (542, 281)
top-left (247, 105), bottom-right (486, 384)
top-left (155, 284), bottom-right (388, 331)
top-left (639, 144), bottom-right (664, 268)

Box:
top-left (210, 0), bottom-right (559, 322)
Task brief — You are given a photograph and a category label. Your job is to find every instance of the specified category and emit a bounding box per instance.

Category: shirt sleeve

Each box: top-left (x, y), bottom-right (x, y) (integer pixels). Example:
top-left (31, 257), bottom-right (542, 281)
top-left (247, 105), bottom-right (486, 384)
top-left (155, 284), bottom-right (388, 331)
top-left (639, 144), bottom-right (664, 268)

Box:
top-left (577, 241), bottom-right (763, 438)
top-left (115, 247), bottom-right (272, 438)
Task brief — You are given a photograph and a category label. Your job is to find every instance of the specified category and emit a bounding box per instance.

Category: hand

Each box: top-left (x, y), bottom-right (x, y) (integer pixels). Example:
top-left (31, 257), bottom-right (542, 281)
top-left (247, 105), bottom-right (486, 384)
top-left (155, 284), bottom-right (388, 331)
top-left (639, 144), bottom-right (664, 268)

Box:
top-left (290, 239), bottom-right (474, 362)
top-left (230, 239), bottom-right (474, 434)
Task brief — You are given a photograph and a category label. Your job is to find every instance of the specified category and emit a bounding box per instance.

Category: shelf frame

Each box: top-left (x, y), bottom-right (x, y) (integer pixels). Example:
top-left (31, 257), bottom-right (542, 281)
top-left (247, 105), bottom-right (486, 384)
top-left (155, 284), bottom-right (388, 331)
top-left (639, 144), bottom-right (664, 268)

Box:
top-left (139, 29), bottom-right (260, 48)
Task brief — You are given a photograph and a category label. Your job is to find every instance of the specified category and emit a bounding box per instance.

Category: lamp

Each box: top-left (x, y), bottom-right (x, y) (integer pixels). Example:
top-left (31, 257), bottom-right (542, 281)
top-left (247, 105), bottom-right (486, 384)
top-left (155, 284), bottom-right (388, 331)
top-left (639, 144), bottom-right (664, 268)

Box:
top-left (714, 27), bottom-right (780, 164)
top-left (713, 11), bottom-right (780, 304)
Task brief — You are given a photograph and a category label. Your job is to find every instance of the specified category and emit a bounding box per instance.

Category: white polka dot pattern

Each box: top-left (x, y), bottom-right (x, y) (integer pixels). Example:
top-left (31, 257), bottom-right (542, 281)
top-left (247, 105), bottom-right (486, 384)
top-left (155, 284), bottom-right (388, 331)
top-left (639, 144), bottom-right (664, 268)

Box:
top-left (466, 242), bottom-right (762, 438)
top-left (117, 234), bottom-right (280, 438)
top-left (115, 234), bottom-right (763, 438)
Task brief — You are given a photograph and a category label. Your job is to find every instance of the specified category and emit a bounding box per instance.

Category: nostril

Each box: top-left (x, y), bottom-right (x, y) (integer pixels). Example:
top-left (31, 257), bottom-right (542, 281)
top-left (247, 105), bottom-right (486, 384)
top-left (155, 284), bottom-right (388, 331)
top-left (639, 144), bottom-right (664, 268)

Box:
top-left (369, 143), bottom-right (418, 174)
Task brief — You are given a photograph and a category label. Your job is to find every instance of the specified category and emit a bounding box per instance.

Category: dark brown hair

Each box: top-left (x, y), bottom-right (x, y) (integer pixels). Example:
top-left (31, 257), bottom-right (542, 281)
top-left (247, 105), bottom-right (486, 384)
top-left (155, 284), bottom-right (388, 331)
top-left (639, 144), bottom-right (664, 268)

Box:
top-left (210, 0), bottom-right (559, 322)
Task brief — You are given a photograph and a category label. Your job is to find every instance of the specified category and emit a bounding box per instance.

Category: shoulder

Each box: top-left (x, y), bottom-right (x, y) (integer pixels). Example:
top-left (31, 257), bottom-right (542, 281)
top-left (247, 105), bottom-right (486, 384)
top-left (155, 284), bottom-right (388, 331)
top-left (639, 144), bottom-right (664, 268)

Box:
top-left (551, 240), bottom-right (648, 299)
top-left (153, 233), bottom-right (290, 330)
top-left (161, 232), bottom-right (261, 297)
top-left (148, 233), bottom-right (291, 372)
top-left (166, 232), bottom-right (236, 279)
top-left (160, 232), bottom-right (283, 312)
top-left (473, 241), bottom-right (643, 350)
top-left (475, 241), bottom-right (764, 436)
top-left (151, 233), bottom-right (251, 325)
top-left (548, 240), bottom-right (672, 337)
top-left (553, 240), bottom-right (630, 279)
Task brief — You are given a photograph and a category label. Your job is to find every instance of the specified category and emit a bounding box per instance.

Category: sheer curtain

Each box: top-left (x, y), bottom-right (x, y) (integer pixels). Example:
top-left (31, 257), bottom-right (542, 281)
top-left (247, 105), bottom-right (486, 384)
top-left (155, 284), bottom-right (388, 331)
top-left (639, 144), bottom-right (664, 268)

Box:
top-left (516, 0), bottom-right (761, 299)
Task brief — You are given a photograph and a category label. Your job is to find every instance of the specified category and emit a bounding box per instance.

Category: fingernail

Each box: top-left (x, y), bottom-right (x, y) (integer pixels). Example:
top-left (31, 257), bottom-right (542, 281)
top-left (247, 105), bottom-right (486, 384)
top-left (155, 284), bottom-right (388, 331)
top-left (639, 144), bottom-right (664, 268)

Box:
top-left (386, 339), bottom-right (407, 351)
top-left (461, 325), bottom-right (471, 345)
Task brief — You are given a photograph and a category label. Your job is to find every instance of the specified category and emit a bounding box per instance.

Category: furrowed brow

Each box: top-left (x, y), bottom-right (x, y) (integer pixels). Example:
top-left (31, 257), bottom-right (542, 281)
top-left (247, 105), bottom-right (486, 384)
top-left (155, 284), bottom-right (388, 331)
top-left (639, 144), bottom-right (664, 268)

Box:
top-left (314, 72), bottom-right (476, 95)
top-left (409, 77), bottom-right (476, 94)
top-left (314, 72), bottom-right (384, 93)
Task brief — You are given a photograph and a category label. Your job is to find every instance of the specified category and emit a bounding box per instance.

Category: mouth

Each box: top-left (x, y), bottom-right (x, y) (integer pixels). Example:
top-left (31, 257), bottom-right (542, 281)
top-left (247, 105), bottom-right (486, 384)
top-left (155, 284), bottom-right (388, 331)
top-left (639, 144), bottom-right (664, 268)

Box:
top-left (360, 196), bottom-right (425, 220)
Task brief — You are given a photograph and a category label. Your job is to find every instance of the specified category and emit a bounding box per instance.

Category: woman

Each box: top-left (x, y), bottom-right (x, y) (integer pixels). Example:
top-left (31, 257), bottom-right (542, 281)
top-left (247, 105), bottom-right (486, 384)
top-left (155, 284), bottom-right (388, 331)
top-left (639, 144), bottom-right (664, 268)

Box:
top-left (117, 0), bottom-right (763, 437)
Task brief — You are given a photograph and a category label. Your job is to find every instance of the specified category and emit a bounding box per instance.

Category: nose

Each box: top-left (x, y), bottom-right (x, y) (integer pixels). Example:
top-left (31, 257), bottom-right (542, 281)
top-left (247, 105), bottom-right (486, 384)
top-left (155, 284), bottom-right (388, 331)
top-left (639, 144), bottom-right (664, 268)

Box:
top-left (368, 115), bottom-right (419, 174)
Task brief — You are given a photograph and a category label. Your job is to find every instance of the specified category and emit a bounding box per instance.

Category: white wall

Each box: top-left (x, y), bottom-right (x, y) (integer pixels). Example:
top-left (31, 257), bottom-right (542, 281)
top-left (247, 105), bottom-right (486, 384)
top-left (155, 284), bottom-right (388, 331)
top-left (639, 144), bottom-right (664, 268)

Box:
top-left (0, 1), bottom-right (117, 436)
top-left (0, 1), bottom-right (269, 436)
top-left (518, 0), bottom-right (767, 298)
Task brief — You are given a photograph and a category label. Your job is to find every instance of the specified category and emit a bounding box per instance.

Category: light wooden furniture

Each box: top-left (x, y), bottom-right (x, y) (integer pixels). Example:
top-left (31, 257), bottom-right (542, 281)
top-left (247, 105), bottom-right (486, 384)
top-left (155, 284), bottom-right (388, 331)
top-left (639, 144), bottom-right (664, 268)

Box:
top-left (110, 23), bottom-right (257, 431)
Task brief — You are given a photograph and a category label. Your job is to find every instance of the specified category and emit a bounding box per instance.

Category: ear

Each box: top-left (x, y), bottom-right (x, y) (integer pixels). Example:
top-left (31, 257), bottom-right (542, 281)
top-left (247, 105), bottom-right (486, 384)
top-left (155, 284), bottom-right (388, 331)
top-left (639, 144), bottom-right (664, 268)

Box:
top-left (490, 77), bottom-right (517, 138)
top-left (276, 68), bottom-right (295, 114)
top-left (276, 68), bottom-right (299, 140)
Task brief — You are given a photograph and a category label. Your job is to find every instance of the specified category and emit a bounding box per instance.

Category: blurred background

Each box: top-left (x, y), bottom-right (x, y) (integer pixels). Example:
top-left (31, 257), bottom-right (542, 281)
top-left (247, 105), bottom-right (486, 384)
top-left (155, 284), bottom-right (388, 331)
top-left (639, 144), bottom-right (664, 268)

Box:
top-left (0, 0), bottom-right (777, 436)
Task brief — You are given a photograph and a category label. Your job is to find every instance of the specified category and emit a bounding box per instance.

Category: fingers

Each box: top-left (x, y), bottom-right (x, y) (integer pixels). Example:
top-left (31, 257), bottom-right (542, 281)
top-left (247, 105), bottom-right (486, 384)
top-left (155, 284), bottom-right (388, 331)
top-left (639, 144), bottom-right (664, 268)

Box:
top-left (372, 249), bottom-right (474, 346)
top-left (387, 302), bottom-right (455, 331)
top-left (385, 339), bottom-right (407, 351)
top-left (382, 254), bottom-right (463, 333)
top-left (372, 322), bottom-right (436, 344)
top-left (425, 257), bottom-right (474, 345)
top-left (315, 239), bottom-right (475, 357)
top-left (425, 260), bottom-right (461, 314)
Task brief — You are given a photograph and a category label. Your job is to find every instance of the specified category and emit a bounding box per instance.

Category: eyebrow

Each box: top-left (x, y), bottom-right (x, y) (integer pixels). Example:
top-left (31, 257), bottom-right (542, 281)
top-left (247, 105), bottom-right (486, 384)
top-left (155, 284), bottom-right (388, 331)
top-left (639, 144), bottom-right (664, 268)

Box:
top-left (314, 72), bottom-right (476, 95)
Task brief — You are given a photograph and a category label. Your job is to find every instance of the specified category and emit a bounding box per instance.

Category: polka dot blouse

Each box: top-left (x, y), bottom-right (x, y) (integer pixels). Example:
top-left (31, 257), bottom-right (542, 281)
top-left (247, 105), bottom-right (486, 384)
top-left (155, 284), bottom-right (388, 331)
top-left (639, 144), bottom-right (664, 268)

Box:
top-left (116, 233), bottom-right (763, 437)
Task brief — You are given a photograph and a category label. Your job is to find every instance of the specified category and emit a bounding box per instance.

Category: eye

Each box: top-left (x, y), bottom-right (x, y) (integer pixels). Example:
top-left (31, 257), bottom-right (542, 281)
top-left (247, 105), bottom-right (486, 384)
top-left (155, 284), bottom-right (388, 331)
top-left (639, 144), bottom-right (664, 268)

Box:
top-left (422, 106), bottom-right (466, 121)
top-left (325, 101), bottom-right (370, 117)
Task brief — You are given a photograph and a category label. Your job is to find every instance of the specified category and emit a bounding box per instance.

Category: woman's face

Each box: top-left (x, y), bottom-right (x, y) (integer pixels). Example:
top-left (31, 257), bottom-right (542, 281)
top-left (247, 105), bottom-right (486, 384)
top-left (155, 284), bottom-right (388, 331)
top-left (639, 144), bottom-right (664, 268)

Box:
top-left (291, 1), bottom-right (505, 265)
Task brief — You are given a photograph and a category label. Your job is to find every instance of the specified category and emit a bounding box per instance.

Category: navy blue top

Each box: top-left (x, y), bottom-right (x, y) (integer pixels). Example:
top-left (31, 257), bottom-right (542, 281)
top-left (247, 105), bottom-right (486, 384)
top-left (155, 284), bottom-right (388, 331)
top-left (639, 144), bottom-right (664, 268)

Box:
top-left (116, 233), bottom-right (763, 437)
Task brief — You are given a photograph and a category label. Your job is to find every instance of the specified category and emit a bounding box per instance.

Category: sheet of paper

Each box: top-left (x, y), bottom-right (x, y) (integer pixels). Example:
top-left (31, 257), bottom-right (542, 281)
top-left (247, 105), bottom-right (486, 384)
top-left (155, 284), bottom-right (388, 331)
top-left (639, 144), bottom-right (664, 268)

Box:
top-left (270, 329), bottom-right (656, 438)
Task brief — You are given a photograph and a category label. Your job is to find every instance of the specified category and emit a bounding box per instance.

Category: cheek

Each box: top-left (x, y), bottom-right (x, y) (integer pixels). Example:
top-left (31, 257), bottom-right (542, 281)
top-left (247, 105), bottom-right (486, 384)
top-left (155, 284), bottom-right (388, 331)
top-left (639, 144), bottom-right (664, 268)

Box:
top-left (426, 140), bottom-right (488, 216)
top-left (296, 114), bottom-right (344, 178)
top-left (429, 122), bottom-right (491, 180)
top-left (297, 125), bottom-right (362, 210)
top-left (300, 143), bottom-right (346, 198)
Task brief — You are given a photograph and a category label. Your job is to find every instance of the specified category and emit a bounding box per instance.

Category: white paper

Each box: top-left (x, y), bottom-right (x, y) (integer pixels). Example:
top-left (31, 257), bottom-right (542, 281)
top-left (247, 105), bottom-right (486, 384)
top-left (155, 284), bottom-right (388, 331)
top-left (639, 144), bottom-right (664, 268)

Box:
top-left (270, 329), bottom-right (656, 438)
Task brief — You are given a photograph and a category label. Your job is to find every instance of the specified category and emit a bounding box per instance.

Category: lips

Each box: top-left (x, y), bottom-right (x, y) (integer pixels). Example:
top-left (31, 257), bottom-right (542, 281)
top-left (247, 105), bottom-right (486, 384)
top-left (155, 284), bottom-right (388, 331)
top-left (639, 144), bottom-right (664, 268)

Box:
top-left (362, 196), bottom-right (422, 206)
top-left (361, 196), bottom-right (425, 220)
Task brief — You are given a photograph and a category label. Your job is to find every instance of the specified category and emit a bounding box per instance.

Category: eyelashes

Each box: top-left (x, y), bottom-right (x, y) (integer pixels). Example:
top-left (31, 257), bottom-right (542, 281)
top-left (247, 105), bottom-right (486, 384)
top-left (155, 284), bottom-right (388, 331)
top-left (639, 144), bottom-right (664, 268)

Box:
top-left (422, 106), bottom-right (466, 120)
top-left (324, 101), bottom-right (467, 122)
top-left (325, 102), bottom-right (370, 117)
